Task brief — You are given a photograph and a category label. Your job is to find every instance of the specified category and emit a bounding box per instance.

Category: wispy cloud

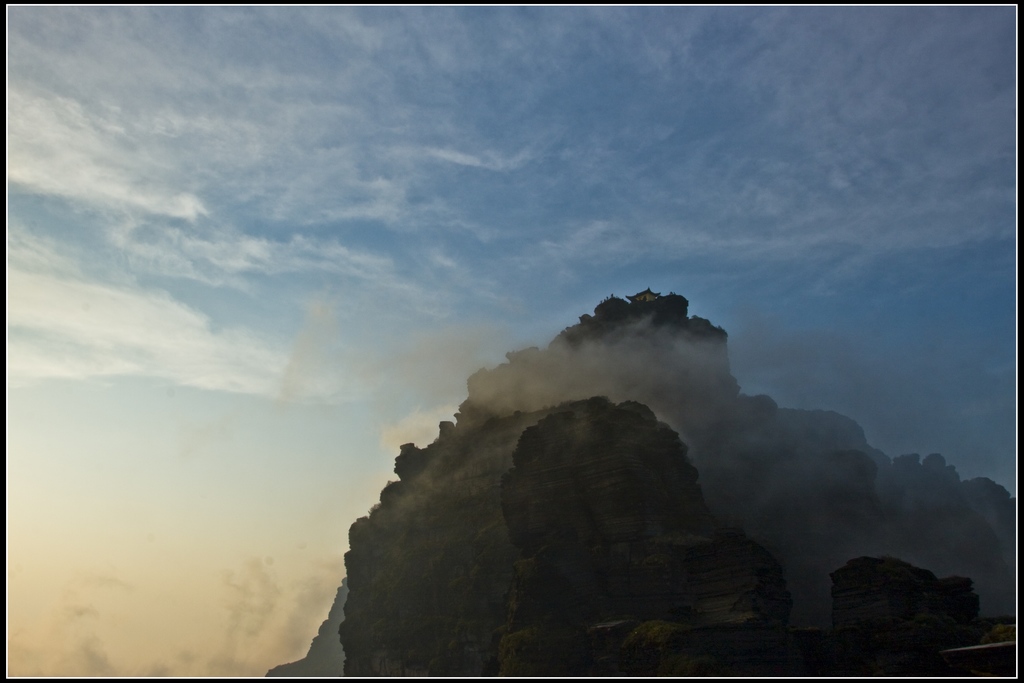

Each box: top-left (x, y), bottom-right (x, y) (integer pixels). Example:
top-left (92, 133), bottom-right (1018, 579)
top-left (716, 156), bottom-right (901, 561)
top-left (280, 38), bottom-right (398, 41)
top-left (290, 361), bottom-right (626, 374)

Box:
top-left (107, 218), bottom-right (399, 289)
top-left (7, 229), bottom-right (287, 395)
top-left (8, 8), bottom-right (1013, 380)
top-left (7, 267), bottom-right (286, 395)
top-left (425, 146), bottom-right (533, 172)
top-left (277, 297), bottom-right (345, 404)
top-left (7, 226), bottom-right (456, 402)
top-left (8, 87), bottom-right (207, 221)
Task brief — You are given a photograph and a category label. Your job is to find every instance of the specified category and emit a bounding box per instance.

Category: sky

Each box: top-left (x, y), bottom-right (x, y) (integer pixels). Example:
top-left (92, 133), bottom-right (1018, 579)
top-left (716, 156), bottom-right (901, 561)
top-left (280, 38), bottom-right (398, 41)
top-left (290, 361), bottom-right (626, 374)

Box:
top-left (6, 7), bottom-right (1016, 677)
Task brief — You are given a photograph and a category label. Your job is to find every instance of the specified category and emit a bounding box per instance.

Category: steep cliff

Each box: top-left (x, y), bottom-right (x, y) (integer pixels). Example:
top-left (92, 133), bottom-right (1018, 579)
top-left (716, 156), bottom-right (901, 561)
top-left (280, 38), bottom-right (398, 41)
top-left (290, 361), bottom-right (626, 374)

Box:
top-left (341, 397), bottom-right (801, 675)
top-left (498, 398), bottom-right (799, 676)
top-left (339, 407), bottom-right (542, 676)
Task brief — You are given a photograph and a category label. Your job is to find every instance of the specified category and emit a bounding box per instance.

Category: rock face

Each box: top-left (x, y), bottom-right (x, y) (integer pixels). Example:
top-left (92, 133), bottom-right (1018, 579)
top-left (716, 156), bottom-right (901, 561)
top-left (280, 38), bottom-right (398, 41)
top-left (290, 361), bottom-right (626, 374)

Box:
top-left (339, 407), bottom-right (543, 676)
top-left (340, 397), bottom-right (801, 676)
top-left (266, 579), bottom-right (348, 677)
top-left (497, 398), bottom-right (798, 675)
top-left (501, 399), bottom-right (715, 553)
top-left (791, 556), bottom-right (998, 677)
top-left (831, 557), bottom-right (978, 628)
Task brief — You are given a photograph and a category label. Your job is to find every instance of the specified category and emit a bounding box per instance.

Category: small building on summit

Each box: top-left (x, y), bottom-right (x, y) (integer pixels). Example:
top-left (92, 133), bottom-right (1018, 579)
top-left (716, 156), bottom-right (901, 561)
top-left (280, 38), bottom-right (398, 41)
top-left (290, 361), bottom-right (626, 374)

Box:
top-left (628, 288), bottom-right (661, 303)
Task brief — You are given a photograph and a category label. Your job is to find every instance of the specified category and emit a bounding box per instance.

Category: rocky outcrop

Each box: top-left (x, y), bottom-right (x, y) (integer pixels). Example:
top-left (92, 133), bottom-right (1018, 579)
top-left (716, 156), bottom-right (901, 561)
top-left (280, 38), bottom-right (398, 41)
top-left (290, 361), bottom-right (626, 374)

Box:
top-left (831, 557), bottom-right (978, 628)
top-left (266, 579), bottom-right (348, 677)
top-left (496, 398), bottom-right (800, 676)
top-left (557, 293), bottom-right (722, 348)
top-left (501, 398), bottom-right (714, 552)
top-left (340, 397), bottom-right (805, 676)
top-left (791, 556), bottom-right (998, 676)
top-left (339, 407), bottom-right (546, 676)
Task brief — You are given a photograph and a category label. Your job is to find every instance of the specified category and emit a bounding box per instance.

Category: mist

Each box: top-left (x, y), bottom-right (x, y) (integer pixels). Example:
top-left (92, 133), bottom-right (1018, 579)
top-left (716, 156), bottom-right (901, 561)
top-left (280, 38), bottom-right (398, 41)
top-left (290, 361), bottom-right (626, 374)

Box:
top-left (727, 312), bottom-right (1016, 489)
top-left (7, 556), bottom-right (345, 677)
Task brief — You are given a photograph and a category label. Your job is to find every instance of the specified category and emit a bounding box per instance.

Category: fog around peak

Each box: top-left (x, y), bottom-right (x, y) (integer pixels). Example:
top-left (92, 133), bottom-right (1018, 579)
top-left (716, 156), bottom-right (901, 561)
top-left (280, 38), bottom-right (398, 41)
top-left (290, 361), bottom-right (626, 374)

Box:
top-left (457, 294), bottom-right (1015, 624)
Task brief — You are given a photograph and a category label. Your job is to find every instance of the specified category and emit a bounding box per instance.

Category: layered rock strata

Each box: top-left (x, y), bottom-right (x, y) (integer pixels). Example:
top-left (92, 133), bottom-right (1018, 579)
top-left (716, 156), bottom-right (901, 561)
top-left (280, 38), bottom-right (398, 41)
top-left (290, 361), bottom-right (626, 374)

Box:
top-left (340, 397), bottom-right (801, 675)
top-left (831, 556), bottom-right (979, 628)
top-left (498, 398), bottom-right (799, 676)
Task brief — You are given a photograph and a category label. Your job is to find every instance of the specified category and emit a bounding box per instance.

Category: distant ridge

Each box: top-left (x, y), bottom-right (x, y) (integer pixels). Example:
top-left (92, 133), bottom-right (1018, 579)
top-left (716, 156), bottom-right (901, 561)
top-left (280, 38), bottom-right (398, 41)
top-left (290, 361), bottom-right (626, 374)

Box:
top-left (266, 579), bottom-right (347, 677)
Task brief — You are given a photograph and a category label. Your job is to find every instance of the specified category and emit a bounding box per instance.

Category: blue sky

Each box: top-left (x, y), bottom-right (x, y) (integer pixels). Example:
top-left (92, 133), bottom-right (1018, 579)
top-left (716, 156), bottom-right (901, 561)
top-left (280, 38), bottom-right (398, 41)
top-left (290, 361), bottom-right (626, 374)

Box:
top-left (7, 7), bottom-right (1016, 676)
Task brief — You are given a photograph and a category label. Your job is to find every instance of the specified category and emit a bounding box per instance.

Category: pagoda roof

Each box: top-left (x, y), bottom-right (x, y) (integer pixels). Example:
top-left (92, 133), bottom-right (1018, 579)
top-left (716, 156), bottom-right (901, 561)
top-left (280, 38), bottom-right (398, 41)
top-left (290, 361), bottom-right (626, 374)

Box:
top-left (628, 288), bottom-right (661, 302)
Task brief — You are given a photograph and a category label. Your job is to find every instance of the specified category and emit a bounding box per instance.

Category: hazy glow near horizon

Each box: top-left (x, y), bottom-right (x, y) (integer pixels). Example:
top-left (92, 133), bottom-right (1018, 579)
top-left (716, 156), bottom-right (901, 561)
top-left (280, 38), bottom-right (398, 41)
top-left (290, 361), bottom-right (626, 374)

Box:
top-left (7, 7), bottom-right (1016, 676)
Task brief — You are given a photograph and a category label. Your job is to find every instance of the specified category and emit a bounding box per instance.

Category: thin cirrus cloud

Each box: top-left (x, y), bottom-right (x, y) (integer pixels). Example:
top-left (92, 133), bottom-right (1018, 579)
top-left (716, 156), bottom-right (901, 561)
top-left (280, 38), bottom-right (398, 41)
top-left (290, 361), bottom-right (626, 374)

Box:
top-left (106, 219), bottom-right (400, 290)
top-left (7, 226), bottom-right (438, 403)
top-left (424, 146), bottom-right (534, 172)
top-left (9, 69), bottom-right (421, 235)
top-left (7, 87), bottom-right (207, 222)
top-left (6, 8), bottom-right (1014, 373)
top-left (7, 266), bottom-right (286, 396)
top-left (8, 83), bottom-right (484, 242)
top-left (7, 8), bottom-right (1014, 342)
top-left (7, 229), bottom-right (287, 396)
